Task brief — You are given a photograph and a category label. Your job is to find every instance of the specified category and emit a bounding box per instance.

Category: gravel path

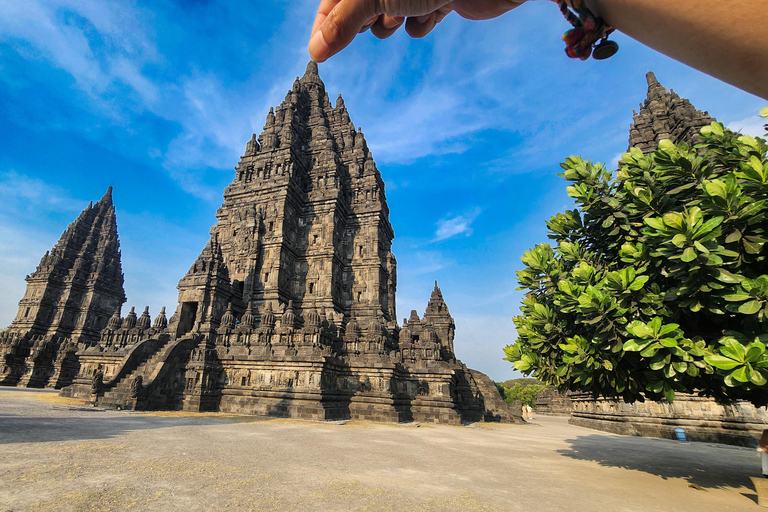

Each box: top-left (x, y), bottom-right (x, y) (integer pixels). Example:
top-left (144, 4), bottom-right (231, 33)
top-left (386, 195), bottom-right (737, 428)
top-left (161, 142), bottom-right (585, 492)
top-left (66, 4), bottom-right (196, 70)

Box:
top-left (0, 388), bottom-right (763, 511)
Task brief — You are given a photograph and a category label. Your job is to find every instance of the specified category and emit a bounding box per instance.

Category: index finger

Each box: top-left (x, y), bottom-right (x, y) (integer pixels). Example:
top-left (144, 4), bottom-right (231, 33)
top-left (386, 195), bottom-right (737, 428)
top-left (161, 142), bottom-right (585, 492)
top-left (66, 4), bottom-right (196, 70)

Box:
top-left (309, 0), bottom-right (381, 62)
top-left (311, 0), bottom-right (340, 38)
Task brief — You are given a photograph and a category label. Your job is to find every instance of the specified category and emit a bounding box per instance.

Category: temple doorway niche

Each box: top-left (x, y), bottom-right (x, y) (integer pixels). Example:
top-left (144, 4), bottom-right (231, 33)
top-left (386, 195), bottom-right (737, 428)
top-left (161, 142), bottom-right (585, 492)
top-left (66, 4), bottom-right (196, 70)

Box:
top-left (178, 302), bottom-right (198, 336)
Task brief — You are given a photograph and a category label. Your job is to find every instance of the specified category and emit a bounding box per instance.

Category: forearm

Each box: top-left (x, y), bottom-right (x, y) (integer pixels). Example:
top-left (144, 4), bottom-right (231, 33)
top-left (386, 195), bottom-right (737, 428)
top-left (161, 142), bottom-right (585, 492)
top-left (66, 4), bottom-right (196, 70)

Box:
top-left (586, 0), bottom-right (768, 99)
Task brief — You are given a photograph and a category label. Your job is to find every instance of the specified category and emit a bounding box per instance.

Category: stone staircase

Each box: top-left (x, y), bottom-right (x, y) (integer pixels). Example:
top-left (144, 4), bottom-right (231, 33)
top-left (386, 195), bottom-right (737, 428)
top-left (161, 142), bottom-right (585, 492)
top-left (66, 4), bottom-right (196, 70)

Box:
top-left (96, 338), bottom-right (173, 410)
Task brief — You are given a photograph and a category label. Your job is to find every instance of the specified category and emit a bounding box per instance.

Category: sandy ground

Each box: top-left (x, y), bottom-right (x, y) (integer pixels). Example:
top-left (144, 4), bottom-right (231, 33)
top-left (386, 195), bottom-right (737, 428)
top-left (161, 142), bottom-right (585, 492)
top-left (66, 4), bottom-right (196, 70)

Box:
top-left (0, 388), bottom-right (764, 511)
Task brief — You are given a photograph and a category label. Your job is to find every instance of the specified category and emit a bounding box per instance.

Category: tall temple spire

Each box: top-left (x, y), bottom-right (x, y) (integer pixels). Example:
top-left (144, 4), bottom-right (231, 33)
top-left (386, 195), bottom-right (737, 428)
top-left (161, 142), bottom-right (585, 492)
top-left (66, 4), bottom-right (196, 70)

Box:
top-left (628, 71), bottom-right (715, 155)
top-left (170, 61), bottom-right (396, 336)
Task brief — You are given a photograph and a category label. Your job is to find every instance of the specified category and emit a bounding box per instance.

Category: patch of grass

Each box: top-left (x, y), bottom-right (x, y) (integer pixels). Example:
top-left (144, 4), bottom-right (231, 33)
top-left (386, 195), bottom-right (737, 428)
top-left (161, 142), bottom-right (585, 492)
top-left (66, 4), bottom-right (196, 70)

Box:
top-left (30, 486), bottom-right (166, 512)
top-left (417, 493), bottom-right (502, 512)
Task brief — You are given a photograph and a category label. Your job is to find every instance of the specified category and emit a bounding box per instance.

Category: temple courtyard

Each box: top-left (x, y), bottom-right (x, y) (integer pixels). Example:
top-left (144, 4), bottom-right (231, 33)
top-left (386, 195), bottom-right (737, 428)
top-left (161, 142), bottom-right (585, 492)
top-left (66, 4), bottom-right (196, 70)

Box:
top-left (0, 388), bottom-right (763, 511)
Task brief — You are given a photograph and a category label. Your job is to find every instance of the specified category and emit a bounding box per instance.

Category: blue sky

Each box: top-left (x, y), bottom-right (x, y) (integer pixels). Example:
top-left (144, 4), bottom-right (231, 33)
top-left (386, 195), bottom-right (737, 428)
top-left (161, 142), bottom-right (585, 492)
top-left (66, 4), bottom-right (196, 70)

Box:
top-left (0, 0), bottom-right (764, 381)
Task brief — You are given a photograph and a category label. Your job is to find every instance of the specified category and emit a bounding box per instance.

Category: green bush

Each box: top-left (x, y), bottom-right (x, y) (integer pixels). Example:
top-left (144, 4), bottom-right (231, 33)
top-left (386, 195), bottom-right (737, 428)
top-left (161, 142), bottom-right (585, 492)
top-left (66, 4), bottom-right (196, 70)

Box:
top-left (504, 383), bottom-right (548, 408)
top-left (504, 114), bottom-right (768, 406)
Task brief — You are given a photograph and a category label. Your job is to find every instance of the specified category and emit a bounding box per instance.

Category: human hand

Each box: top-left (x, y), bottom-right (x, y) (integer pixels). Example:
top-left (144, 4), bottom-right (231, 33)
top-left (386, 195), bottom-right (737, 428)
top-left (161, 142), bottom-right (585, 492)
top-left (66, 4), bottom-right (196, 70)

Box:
top-left (309, 0), bottom-right (528, 62)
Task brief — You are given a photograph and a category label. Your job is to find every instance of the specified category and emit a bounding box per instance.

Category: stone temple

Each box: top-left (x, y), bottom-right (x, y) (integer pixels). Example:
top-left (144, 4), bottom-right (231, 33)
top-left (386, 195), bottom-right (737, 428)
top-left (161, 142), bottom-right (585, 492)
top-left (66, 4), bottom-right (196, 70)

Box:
top-left (0, 188), bottom-right (124, 388)
top-left (1, 62), bottom-right (516, 424)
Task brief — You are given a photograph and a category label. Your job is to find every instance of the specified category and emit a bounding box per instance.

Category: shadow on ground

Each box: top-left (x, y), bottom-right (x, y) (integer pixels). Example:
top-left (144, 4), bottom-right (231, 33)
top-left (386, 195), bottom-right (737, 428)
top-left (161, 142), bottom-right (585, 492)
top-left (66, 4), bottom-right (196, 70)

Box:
top-left (0, 412), bottom-right (235, 445)
top-left (557, 434), bottom-right (759, 491)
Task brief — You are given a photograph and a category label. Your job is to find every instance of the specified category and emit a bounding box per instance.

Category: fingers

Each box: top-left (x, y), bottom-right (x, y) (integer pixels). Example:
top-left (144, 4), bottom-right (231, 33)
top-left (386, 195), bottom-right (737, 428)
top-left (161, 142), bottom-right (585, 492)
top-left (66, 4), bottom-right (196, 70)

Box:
top-left (359, 15), bottom-right (379, 34)
top-left (404, 7), bottom-right (452, 38)
top-left (308, 1), bottom-right (455, 61)
top-left (309, 0), bottom-right (380, 62)
top-left (370, 15), bottom-right (405, 39)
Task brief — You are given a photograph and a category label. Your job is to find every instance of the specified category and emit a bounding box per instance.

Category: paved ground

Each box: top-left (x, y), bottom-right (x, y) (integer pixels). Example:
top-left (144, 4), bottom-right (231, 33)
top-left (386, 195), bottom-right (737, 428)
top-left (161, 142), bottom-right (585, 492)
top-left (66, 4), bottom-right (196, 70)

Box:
top-left (0, 388), bottom-right (764, 511)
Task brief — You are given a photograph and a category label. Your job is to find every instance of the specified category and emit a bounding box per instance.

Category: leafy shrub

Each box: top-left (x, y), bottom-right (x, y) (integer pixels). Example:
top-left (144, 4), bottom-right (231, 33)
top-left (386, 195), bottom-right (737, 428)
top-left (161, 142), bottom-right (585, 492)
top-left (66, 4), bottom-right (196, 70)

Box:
top-left (503, 383), bottom-right (548, 408)
top-left (504, 114), bottom-right (768, 406)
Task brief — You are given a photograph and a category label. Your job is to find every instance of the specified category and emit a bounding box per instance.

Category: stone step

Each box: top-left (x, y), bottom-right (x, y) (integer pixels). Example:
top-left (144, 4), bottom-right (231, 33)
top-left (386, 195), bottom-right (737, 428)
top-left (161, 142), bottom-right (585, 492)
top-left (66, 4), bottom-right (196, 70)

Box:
top-left (96, 337), bottom-right (175, 411)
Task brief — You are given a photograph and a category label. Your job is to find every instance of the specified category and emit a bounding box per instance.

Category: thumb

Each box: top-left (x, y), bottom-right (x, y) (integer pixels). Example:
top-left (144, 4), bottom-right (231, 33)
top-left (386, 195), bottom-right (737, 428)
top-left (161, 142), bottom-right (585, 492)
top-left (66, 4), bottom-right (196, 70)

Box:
top-left (309, 0), bottom-right (380, 62)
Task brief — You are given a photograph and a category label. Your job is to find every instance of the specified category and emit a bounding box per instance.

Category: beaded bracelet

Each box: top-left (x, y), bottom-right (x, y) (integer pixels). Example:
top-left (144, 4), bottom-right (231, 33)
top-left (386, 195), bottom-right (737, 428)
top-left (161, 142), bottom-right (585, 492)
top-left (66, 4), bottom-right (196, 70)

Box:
top-left (555, 0), bottom-right (618, 60)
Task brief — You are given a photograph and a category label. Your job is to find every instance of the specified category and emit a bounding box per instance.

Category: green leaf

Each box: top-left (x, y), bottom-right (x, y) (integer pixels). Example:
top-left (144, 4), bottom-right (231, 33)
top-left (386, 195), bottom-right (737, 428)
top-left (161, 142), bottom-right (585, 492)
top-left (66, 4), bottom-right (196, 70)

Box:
top-left (659, 338), bottom-right (678, 348)
top-left (751, 370), bottom-right (768, 386)
top-left (738, 300), bottom-right (762, 314)
top-left (681, 247), bottom-right (697, 262)
top-left (698, 216), bottom-right (724, 236)
top-left (744, 239), bottom-right (763, 254)
top-left (658, 139), bottom-right (677, 153)
top-left (704, 355), bottom-right (742, 370)
top-left (640, 343), bottom-right (663, 358)
top-left (720, 338), bottom-right (747, 362)
top-left (730, 365), bottom-right (750, 383)
top-left (663, 384), bottom-right (676, 403)
top-left (626, 321), bottom-right (653, 339)
top-left (725, 229), bottom-right (742, 244)
top-left (703, 179), bottom-right (727, 200)
top-left (745, 342), bottom-right (766, 362)
top-left (623, 339), bottom-right (651, 352)
top-left (716, 269), bottom-right (743, 284)
top-left (644, 217), bottom-right (665, 231)
top-left (628, 275), bottom-right (649, 291)
top-left (722, 292), bottom-right (751, 302)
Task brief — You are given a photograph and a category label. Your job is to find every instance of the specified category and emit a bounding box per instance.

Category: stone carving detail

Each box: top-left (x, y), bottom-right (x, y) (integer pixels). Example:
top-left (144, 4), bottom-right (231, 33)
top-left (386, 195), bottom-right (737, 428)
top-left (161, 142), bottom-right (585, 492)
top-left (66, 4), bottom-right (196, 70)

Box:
top-left (91, 369), bottom-right (104, 393)
top-left (130, 375), bottom-right (143, 398)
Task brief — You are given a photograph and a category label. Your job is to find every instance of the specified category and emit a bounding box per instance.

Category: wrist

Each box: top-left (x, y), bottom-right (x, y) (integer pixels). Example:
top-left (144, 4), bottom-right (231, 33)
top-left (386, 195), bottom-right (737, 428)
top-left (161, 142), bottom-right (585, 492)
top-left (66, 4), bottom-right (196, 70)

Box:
top-left (581, 0), bottom-right (605, 20)
top-left (557, 0), bottom-right (605, 19)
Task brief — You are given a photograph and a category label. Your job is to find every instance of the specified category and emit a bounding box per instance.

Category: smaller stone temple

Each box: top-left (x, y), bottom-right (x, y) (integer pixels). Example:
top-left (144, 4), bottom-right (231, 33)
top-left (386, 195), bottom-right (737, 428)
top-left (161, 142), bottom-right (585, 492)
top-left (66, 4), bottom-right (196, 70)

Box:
top-left (0, 188), bottom-right (125, 388)
top-left (628, 71), bottom-right (715, 155)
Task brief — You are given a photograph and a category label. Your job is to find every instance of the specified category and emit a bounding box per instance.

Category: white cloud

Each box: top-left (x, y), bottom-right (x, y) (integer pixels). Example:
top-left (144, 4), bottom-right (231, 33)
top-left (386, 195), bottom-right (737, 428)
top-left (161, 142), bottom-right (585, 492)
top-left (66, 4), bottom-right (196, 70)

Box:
top-left (434, 207), bottom-right (481, 241)
top-left (727, 114), bottom-right (767, 138)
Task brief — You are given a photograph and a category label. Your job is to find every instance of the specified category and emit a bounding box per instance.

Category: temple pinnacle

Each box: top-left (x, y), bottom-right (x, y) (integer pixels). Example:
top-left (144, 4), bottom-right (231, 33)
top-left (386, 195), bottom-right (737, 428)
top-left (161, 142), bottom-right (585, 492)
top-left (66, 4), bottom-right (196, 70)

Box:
top-left (100, 186), bottom-right (113, 206)
top-left (305, 60), bottom-right (319, 77)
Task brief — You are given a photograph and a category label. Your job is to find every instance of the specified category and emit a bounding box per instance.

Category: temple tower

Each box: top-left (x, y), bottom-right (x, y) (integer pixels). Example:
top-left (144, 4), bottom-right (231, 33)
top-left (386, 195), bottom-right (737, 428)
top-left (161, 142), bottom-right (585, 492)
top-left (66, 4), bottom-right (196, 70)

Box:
top-left (3, 187), bottom-right (125, 344)
top-left (174, 62), bottom-right (397, 332)
top-left (628, 72), bottom-right (716, 155)
top-left (421, 281), bottom-right (456, 358)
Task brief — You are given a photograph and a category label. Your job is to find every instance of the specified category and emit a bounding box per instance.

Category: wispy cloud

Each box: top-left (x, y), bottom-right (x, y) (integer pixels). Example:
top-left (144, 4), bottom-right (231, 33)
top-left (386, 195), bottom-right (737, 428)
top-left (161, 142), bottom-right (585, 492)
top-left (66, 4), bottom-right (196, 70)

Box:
top-left (434, 208), bottom-right (481, 241)
top-left (0, 170), bottom-right (85, 214)
top-left (0, 0), bottom-right (158, 103)
top-left (727, 114), bottom-right (767, 138)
